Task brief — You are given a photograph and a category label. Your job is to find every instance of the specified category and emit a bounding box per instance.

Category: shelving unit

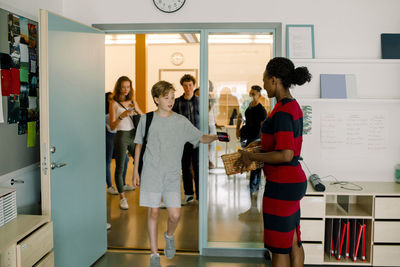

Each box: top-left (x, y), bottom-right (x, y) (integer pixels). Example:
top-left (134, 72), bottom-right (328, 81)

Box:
top-left (301, 181), bottom-right (400, 266)
top-left (0, 215), bottom-right (53, 267)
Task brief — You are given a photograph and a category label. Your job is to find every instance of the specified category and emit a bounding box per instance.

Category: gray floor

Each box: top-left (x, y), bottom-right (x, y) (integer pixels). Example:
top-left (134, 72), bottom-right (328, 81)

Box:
top-left (93, 250), bottom-right (270, 267)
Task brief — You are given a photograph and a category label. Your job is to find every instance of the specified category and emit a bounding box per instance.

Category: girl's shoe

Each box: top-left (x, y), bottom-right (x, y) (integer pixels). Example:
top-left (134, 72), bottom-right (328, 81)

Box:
top-left (107, 186), bottom-right (119, 195)
top-left (149, 254), bottom-right (161, 267)
top-left (120, 198), bottom-right (129, 210)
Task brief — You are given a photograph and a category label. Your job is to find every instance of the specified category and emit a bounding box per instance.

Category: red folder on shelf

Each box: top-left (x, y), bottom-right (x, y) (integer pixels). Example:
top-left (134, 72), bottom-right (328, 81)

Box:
top-left (361, 223), bottom-right (366, 261)
top-left (346, 219), bottom-right (350, 258)
top-left (353, 220), bottom-right (364, 262)
top-left (338, 220), bottom-right (347, 260)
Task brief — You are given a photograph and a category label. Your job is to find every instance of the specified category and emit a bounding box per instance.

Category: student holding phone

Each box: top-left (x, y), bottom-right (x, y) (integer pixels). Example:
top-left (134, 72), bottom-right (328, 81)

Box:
top-left (109, 76), bottom-right (143, 210)
top-left (236, 85), bottom-right (267, 195)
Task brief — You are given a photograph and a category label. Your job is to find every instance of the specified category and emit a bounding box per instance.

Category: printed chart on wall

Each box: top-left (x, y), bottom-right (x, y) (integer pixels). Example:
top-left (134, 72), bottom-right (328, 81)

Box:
top-left (0, 10), bottom-right (39, 147)
top-left (298, 99), bottom-right (400, 181)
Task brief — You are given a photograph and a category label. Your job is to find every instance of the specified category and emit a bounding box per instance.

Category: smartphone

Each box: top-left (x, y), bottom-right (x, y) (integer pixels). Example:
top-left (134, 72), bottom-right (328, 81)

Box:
top-left (217, 131), bottom-right (230, 142)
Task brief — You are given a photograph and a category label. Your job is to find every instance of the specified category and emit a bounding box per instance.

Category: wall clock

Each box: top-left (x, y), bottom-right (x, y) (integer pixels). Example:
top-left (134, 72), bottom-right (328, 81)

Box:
top-left (153, 0), bottom-right (186, 13)
top-left (170, 52), bottom-right (184, 66)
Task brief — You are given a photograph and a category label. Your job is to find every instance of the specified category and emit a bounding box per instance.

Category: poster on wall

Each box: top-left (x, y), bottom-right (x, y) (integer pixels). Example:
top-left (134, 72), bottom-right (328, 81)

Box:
top-left (0, 79), bottom-right (3, 123)
top-left (9, 43), bottom-right (20, 68)
top-left (5, 11), bottom-right (40, 142)
top-left (29, 74), bottom-right (38, 96)
top-left (19, 83), bottom-right (29, 108)
top-left (1, 69), bottom-right (11, 96)
top-left (8, 14), bottom-right (20, 44)
top-left (19, 17), bottom-right (29, 45)
top-left (28, 24), bottom-right (37, 48)
top-left (0, 52), bottom-right (12, 69)
top-left (7, 95), bottom-right (19, 124)
top-left (28, 48), bottom-right (37, 73)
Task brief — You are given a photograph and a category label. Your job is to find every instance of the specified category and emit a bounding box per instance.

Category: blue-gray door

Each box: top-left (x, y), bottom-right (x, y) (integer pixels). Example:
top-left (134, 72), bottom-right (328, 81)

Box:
top-left (39, 10), bottom-right (106, 267)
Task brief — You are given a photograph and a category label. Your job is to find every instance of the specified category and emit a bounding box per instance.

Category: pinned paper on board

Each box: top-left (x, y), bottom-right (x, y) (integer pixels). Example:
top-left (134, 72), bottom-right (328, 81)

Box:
top-left (19, 43), bottom-right (29, 63)
top-left (28, 96), bottom-right (37, 109)
top-left (27, 121), bottom-right (36, 147)
top-left (1, 69), bottom-right (11, 96)
top-left (301, 105), bottom-right (312, 135)
top-left (20, 62), bottom-right (29, 83)
top-left (0, 80), bottom-right (4, 123)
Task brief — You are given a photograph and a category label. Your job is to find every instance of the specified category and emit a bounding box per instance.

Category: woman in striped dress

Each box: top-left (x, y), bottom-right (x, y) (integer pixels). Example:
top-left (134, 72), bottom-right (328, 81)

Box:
top-left (237, 57), bottom-right (311, 267)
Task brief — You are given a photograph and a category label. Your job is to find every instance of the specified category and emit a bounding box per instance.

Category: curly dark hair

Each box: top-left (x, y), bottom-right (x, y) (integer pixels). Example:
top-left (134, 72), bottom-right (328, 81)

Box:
top-left (180, 74), bottom-right (196, 86)
top-left (265, 57), bottom-right (312, 89)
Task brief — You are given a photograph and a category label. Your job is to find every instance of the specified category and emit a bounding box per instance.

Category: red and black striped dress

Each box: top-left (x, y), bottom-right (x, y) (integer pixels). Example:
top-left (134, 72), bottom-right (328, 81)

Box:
top-left (261, 98), bottom-right (307, 254)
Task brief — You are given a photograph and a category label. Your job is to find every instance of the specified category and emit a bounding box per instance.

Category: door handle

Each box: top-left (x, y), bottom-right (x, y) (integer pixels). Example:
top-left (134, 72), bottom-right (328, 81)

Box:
top-left (51, 162), bottom-right (67, 170)
top-left (11, 179), bottom-right (24, 185)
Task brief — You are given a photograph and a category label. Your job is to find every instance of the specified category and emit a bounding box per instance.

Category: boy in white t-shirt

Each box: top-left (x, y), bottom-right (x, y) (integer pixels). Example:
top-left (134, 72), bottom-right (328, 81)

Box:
top-left (133, 81), bottom-right (218, 267)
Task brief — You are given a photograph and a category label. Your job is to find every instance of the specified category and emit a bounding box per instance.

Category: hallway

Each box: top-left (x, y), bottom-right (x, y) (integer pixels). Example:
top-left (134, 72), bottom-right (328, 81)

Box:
top-left (106, 155), bottom-right (264, 251)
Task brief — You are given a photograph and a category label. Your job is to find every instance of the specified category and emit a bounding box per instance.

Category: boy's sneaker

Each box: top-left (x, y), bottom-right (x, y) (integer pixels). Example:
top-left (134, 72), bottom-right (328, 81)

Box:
top-left (120, 198), bottom-right (129, 210)
top-left (149, 254), bottom-right (161, 267)
top-left (107, 186), bottom-right (118, 195)
top-left (163, 232), bottom-right (176, 259)
top-left (106, 223), bottom-right (111, 230)
top-left (123, 184), bottom-right (135, 191)
top-left (183, 195), bottom-right (194, 205)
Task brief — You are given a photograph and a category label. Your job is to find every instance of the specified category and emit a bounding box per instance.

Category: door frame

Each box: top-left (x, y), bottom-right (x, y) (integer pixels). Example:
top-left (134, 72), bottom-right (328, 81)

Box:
top-left (94, 22), bottom-right (282, 256)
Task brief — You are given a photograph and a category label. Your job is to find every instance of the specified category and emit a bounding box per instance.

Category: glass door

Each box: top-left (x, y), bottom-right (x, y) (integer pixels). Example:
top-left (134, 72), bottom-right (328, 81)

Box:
top-left (96, 22), bottom-right (282, 255)
top-left (206, 31), bottom-right (274, 250)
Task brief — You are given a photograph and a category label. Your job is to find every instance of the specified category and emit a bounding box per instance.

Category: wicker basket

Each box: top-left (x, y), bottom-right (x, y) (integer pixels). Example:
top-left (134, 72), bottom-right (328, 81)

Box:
top-left (221, 146), bottom-right (263, 175)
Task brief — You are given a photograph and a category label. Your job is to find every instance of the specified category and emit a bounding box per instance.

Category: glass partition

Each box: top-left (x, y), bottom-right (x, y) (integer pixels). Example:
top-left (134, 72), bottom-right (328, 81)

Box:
top-left (207, 32), bottom-right (274, 248)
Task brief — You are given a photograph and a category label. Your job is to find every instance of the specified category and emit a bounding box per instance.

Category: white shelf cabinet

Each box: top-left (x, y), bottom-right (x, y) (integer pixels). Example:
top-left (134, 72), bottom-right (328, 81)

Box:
top-left (0, 215), bottom-right (53, 267)
top-left (301, 181), bottom-right (400, 266)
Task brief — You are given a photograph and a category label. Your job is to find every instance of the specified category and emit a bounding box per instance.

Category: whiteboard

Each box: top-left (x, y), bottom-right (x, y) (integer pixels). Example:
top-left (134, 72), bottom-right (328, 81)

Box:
top-left (298, 99), bottom-right (400, 182)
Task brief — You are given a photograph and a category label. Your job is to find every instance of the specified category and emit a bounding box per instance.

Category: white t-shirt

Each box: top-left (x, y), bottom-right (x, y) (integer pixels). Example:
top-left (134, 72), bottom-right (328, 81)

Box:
top-left (115, 104), bottom-right (134, 131)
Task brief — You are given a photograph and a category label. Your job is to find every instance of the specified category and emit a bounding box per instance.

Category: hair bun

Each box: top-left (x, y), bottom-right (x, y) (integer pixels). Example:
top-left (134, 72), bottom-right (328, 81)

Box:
top-left (292, 67), bottom-right (312, 86)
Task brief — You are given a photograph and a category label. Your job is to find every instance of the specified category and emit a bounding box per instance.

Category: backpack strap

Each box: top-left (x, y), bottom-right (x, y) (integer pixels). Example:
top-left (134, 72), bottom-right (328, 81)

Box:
top-left (138, 112), bottom-right (154, 175)
top-left (116, 100), bottom-right (140, 127)
top-left (116, 100), bottom-right (128, 110)
top-left (143, 112), bottom-right (154, 144)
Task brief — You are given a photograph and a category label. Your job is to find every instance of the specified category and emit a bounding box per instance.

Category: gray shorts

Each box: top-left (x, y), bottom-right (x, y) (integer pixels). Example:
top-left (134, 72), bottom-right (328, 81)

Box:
top-left (139, 171), bottom-right (181, 208)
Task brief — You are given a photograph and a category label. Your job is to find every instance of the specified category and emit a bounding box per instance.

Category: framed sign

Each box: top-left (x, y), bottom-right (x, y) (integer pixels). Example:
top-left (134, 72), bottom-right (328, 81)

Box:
top-left (286, 24), bottom-right (315, 59)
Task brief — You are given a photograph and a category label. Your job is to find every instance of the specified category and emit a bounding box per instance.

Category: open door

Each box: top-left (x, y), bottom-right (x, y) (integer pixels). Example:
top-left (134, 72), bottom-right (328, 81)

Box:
top-left (39, 10), bottom-right (106, 266)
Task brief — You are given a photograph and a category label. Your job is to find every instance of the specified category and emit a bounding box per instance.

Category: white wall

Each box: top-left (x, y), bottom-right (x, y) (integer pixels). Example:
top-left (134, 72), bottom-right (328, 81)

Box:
top-left (105, 44), bottom-right (135, 92)
top-left (4, 0), bottom-right (400, 58)
top-left (147, 44), bottom-right (200, 111)
top-left (0, 0), bottom-right (62, 21)
top-left (106, 43), bottom-right (271, 112)
top-left (62, 0), bottom-right (400, 59)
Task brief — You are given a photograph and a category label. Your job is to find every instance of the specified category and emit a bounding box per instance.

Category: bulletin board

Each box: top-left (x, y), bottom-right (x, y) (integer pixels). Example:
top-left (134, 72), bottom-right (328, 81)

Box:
top-left (0, 8), bottom-right (40, 176)
top-left (298, 98), bottom-right (400, 182)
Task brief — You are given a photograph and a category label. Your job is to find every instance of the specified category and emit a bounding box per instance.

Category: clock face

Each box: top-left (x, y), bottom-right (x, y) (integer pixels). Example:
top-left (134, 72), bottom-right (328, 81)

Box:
top-left (153, 0), bottom-right (186, 13)
top-left (171, 52), bottom-right (184, 66)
